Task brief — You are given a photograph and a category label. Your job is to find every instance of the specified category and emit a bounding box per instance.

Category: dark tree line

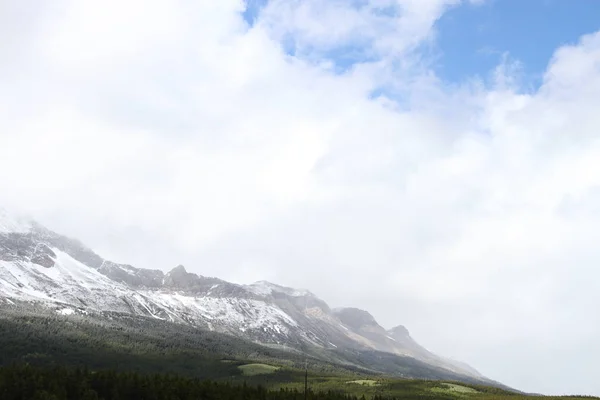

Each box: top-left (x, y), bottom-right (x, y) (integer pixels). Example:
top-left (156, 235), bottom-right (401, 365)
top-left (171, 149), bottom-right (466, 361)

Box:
top-left (0, 365), bottom-right (387, 400)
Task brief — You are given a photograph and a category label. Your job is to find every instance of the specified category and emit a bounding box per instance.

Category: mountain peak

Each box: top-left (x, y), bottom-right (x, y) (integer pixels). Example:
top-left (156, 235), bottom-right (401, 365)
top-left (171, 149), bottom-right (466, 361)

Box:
top-left (388, 325), bottom-right (410, 338)
top-left (169, 264), bottom-right (187, 274)
top-left (0, 207), bottom-right (33, 234)
top-left (333, 307), bottom-right (379, 330)
top-left (163, 264), bottom-right (194, 287)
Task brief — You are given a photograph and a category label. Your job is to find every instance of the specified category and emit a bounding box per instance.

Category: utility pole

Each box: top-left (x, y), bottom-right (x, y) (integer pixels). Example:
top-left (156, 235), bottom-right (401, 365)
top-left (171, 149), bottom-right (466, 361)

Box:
top-left (304, 293), bottom-right (308, 400)
top-left (304, 361), bottom-right (308, 400)
top-left (303, 294), bottom-right (309, 400)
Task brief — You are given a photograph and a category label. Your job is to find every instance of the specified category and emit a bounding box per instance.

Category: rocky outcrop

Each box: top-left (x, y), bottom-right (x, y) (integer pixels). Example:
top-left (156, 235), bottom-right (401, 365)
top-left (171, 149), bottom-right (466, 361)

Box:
top-left (333, 307), bottom-right (379, 330)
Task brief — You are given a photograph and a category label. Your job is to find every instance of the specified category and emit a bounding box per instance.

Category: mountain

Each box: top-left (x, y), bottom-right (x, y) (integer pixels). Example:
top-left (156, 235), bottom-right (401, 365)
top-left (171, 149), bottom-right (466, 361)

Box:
top-left (0, 208), bottom-right (490, 384)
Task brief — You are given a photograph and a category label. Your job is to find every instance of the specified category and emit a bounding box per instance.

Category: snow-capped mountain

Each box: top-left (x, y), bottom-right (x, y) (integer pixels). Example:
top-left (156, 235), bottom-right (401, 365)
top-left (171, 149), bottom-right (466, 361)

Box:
top-left (0, 208), bottom-right (481, 379)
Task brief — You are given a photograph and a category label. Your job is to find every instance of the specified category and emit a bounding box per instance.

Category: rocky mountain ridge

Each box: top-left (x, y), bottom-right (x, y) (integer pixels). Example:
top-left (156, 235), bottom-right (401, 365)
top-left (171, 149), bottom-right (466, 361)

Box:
top-left (0, 208), bottom-right (482, 381)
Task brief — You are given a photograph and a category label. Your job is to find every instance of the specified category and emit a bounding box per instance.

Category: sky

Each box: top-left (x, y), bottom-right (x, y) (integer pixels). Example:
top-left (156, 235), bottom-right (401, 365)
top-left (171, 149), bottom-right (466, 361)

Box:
top-left (1, 0), bottom-right (600, 395)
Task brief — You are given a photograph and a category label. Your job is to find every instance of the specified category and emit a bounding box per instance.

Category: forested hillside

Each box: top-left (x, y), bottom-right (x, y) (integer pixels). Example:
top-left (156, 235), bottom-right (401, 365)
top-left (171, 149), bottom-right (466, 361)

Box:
top-left (0, 304), bottom-right (496, 384)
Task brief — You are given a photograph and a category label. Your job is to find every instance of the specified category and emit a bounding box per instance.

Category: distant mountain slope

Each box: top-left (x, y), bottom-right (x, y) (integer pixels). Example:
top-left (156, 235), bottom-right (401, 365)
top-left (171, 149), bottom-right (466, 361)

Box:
top-left (0, 207), bottom-right (492, 384)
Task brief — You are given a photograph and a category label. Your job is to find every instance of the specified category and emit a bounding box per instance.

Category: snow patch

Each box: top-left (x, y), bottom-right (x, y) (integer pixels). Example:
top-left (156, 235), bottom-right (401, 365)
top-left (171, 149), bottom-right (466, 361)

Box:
top-left (0, 249), bottom-right (142, 311)
top-left (145, 291), bottom-right (298, 334)
top-left (246, 281), bottom-right (311, 297)
top-left (123, 266), bottom-right (137, 276)
top-left (57, 308), bottom-right (74, 315)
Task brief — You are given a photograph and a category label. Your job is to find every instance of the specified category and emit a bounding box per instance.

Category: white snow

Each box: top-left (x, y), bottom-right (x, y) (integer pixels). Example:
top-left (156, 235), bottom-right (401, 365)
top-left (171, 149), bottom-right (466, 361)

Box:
top-left (123, 266), bottom-right (137, 276)
top-left (386, 336), bottom-right (397, 342)
top-left (146, 291), bottom-right (298, 332)
top-left (0, 249), bottom-right (141, 312)
top-left (246, 281), bottom-right (311, 297)
top-left (1, 245), bottom-right (305, 345)
top-left (246, 281), bottom-right (274, 296)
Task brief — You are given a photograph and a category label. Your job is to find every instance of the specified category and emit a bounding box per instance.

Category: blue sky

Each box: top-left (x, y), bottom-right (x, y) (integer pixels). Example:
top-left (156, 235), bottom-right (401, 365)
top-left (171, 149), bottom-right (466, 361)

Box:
top-left (243, 0), bottom-right (600, 90)
top-left (242, 0), bottom-right (267, 26)
top-left (435, 0), bottom-right (600, 89)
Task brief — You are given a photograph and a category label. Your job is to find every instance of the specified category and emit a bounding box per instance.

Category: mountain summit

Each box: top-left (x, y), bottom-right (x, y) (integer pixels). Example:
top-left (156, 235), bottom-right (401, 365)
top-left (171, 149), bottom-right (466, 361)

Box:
top-left (0, 207), bottom-right (33, 234)
top-left (0, 211), bottom-right (488, 383)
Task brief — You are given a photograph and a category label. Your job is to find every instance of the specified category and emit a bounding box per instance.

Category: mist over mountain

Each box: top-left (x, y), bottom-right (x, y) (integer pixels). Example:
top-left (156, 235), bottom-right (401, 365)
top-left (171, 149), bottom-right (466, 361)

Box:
top-left (0, 208), bottom-right (495, 385)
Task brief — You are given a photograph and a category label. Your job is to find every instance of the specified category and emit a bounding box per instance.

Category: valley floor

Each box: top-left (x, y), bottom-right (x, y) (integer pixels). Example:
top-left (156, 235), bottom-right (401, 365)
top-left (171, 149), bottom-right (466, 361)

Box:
top-left (0, 365), bottom-right (597, 400)
top-left (0, 304), bottom-right (595, 399)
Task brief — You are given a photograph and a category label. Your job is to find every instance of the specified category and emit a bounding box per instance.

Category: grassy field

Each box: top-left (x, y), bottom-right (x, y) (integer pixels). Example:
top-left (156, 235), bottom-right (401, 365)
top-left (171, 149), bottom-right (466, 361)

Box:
top-left (431, 383), bottom-right (480, 395)
top-left (230, 366), bottom-right (597, 400)
top-left (2, 364), bottom-right (597, 400)
top-left (238, 363), bottom-right (281, 376)
top-left (347, 380), bottom-right (381, 386)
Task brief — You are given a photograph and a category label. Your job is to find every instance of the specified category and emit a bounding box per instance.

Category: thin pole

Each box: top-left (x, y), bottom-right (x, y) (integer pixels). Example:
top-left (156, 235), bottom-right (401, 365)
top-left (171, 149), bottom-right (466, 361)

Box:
top-left (304, 295), bottom-right (308, 400)
top-left (304, 363), bottom-right (308, 400)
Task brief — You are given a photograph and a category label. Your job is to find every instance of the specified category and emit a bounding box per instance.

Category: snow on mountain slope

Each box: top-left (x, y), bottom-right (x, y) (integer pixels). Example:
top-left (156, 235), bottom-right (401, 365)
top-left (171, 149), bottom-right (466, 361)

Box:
top-left (247, 281), bottom-right (312, 298)
top-left (0, 233), bottom-right (305, 344)
top-left (0, 248), bottom-right (139, 309)
top-left (147, 292), bottom-right (298, 336)
top-left (0, 250), bottom-right (302, 339)
top-left (0, 213), bottom-right (484, 380)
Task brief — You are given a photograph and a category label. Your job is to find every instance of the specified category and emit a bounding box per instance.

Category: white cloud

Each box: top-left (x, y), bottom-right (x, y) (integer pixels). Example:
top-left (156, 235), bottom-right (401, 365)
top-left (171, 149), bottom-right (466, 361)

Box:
top-left (0, 0), bottom-right (599, 396)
